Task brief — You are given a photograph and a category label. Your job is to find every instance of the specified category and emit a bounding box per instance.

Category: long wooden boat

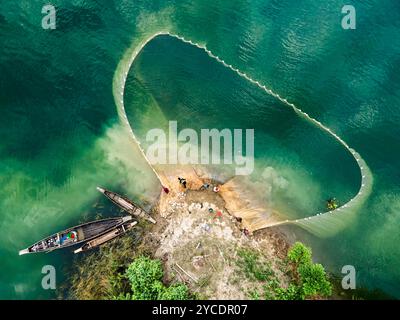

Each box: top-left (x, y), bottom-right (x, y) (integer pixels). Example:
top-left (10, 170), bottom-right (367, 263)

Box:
top-left (97, 187), bottom-right (156, 224)
top-left (74, 220), bottom-right (138, 254)
top-left (19, 216), bottom-right (133, 255)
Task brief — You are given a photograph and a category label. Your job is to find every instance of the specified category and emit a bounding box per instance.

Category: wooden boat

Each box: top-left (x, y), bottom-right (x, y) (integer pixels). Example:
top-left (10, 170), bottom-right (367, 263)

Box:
top-left (97, 187), bottom-right (156, 224)
top-left (74, 220), bottom-right (138, 253)
top-left (19, 216), bottom-right (133, 255)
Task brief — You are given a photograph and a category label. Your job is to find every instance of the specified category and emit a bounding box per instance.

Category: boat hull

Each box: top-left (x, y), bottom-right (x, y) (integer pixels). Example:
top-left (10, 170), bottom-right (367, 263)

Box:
top-left (19, 216), bottom-right (133, 255)
top-left (97, 187), bottom-right (156, 223)
top-left (74, 220), bottom-right (137, 253)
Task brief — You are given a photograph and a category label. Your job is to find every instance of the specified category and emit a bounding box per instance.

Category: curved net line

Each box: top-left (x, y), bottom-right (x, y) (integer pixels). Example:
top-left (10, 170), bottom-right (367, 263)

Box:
top-left (112, 31), bottom-right (373, 237)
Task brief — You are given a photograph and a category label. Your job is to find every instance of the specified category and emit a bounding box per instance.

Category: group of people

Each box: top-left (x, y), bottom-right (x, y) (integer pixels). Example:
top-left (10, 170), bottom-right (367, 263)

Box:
top-left (178, 177), bottom-right (220, 193)
top-left (161, 176), bottom-right (221, 195)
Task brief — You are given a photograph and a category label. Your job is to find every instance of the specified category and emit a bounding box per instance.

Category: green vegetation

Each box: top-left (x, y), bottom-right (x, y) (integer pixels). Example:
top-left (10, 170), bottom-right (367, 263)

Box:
top-left (125, 256), bottom-right (164, 299)
top-left (67, 231), bottom-right (192, 300)
top-left (68, 234), bottom-right (142, 299)
top-left (287, 241), bottom-right (312, 265)
top-left (113, 256), bottom-right (191, 300)
top-left (68, 227), bottom-right (330, 301)
top-left (287, 242), bottom-right (332, 299)
top-left (237, 249), bottom-right (274, 281)
top-left (236, 242), bottom-right (332, 300)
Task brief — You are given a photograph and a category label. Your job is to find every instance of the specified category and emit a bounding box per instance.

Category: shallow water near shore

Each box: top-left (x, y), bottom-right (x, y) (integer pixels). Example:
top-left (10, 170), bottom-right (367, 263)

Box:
top-left (1, 0), bottom-right (400, 298)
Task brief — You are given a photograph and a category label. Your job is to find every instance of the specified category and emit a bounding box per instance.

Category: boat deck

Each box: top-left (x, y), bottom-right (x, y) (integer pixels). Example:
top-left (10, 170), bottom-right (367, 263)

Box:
top-left (80, 219), bottom-right (122, 240)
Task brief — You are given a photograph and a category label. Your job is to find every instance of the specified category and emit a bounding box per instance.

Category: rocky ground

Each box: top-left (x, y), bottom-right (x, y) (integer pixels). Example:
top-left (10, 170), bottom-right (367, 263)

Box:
top-left (140, 179), bottom-right (293, 299)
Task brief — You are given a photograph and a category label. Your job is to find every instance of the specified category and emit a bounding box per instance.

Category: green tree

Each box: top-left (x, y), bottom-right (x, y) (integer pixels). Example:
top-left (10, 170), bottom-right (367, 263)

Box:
top-left (287, 242), bottom-right (312, 266)
top-left (287, 242), bottom-right (332, 299)
top-left (125, 255), bottom-right (164, 300)
top-left (123, 255), bottom-right (191, 300)
top-left (274, 284), bottom-right (300, 300)
top-left (298, 263), bottom-right (332, 298)
top-left (159, 283), bottom-right (190, 300)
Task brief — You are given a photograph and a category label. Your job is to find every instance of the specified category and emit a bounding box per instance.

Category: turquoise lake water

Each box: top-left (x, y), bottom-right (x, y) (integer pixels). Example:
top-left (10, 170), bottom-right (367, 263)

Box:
top-left (0, 0), bottom-right (399, 299)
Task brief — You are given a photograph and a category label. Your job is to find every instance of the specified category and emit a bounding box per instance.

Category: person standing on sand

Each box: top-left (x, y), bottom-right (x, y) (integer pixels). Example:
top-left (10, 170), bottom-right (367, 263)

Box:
top-left (178, 177), bottom-right (187, 189)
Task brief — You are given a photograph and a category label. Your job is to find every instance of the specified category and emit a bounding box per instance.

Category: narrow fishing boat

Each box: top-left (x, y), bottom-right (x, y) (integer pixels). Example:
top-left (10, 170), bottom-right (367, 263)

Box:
top-left (19, 216), bottom-right (132, 255)
top-left (97, 187), bottom-right (156, 224)
top-left (74, 220), bottom-right (138, 254)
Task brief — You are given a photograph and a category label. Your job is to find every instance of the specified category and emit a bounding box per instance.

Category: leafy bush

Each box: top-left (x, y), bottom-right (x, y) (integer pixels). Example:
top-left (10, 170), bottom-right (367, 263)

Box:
top-left (287, 242), bottom-right (312, 266)
top-left (158, 283), bottom-right (190, 300)
top-left (298, 263), bottom-right (332, 298)
top-left (123, 255), bottom-right (191, 300)
top-left (274, 284), bottom-right (300, 300)
top-left (236, 243), bottom-right (332, 300)
top-left (287, 242), bottom-right (332, 299)
top-left (126, 256), bottom-right (164, 299)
